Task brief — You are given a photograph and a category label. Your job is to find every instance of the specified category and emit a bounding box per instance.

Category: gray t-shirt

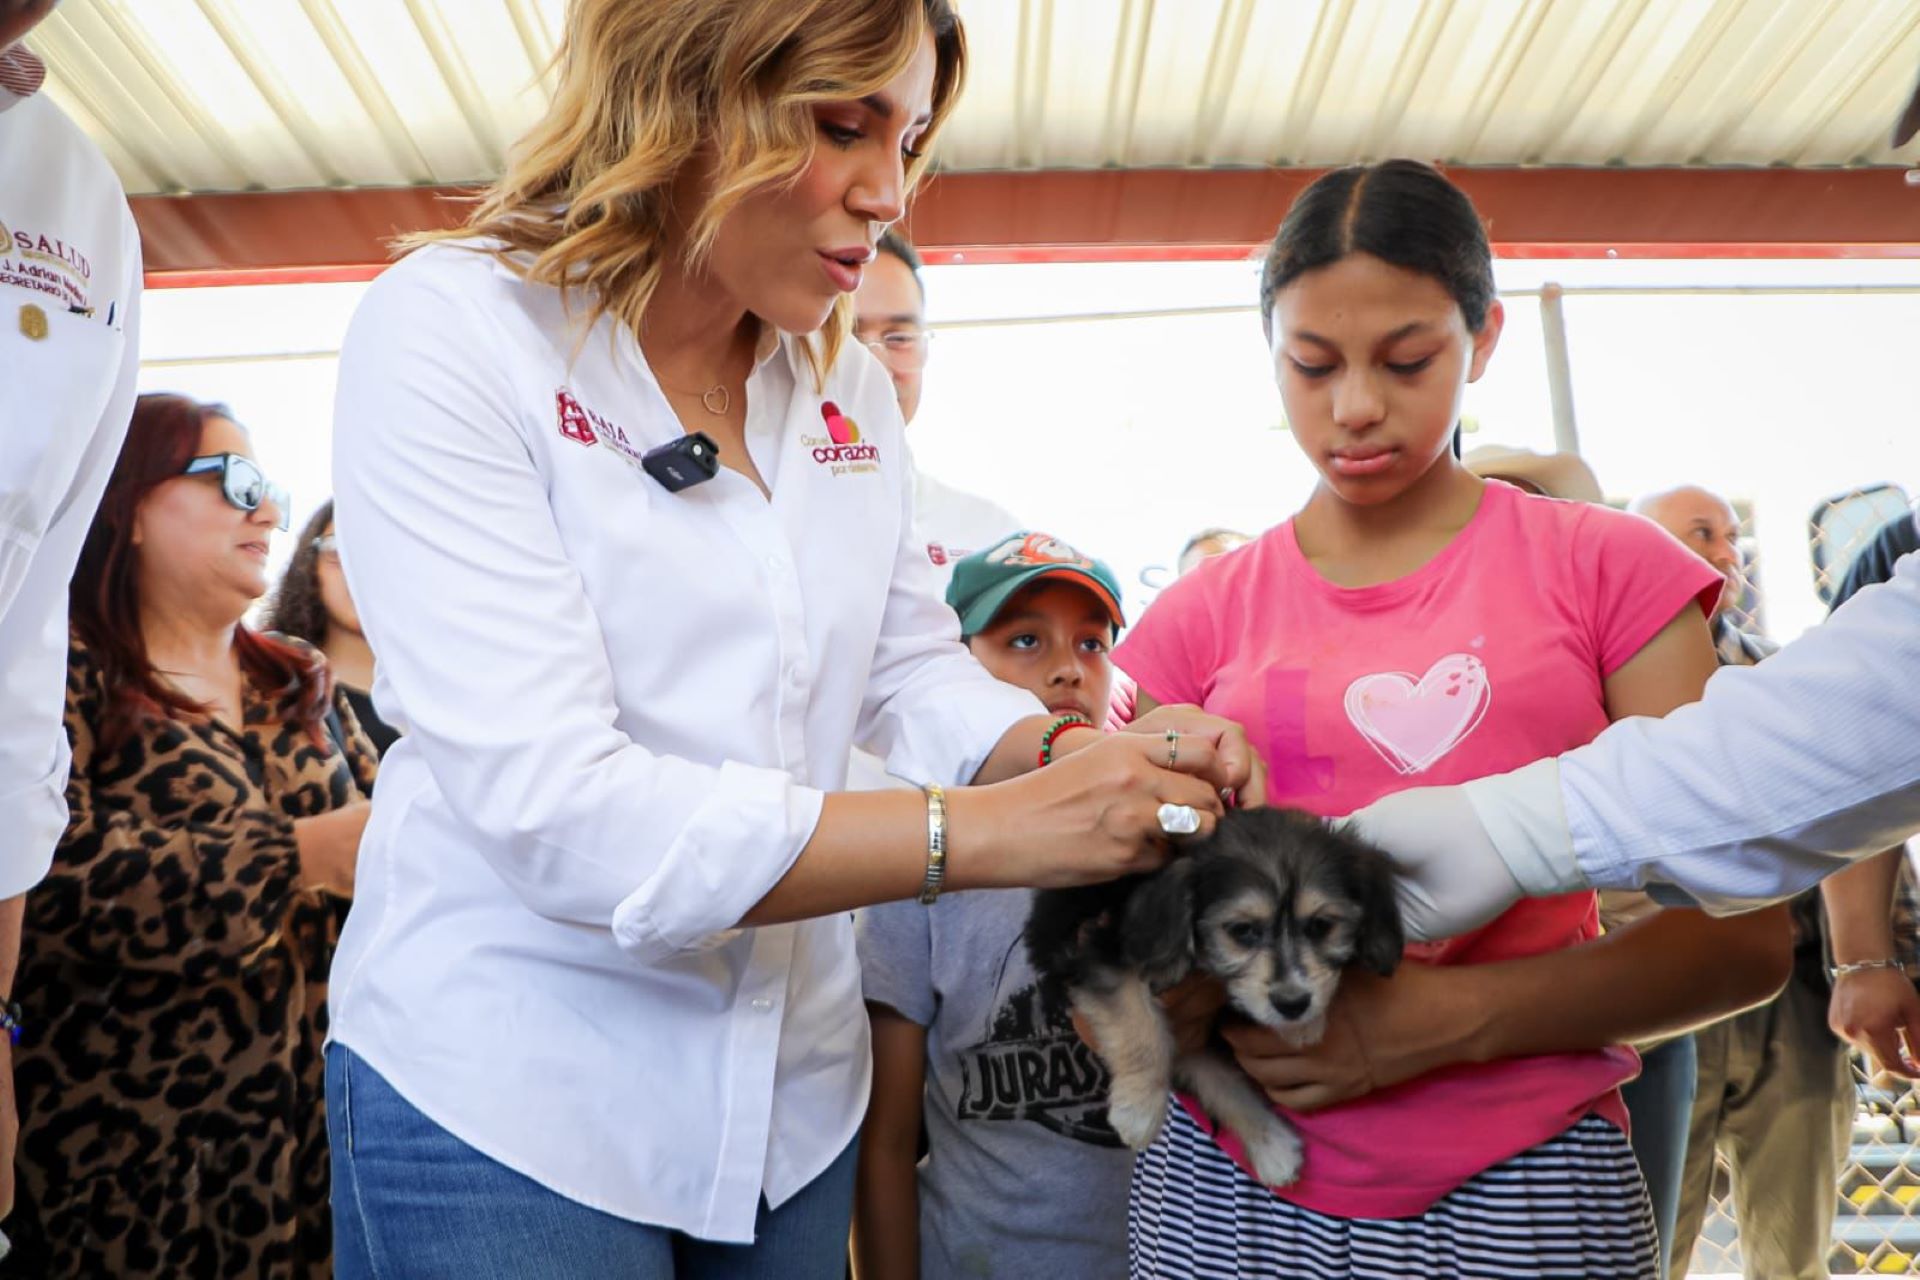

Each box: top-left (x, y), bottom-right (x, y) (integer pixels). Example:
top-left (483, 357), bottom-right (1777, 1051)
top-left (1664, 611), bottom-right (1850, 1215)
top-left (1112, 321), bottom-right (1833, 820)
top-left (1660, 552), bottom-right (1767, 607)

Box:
top-left (857, 888), bottom-right (1133, 1279)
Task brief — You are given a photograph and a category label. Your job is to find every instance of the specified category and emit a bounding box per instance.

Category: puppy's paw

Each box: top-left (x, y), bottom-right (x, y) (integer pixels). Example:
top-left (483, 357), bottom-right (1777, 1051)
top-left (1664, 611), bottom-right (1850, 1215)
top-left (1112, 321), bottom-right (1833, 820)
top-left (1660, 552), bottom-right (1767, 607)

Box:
top-left (1105, 1081), bottom-right (1171, 1151)
top-left (1239, 1114), bottom-right (1305, 1187)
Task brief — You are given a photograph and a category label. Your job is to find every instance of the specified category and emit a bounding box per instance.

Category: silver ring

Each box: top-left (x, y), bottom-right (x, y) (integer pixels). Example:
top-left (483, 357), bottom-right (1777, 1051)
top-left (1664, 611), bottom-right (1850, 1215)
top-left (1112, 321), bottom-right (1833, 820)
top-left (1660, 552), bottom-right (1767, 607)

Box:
top-left (1164, 729), bottom-right (1179, 769)
top-left (1156, 802), bottom-right (1201, 836)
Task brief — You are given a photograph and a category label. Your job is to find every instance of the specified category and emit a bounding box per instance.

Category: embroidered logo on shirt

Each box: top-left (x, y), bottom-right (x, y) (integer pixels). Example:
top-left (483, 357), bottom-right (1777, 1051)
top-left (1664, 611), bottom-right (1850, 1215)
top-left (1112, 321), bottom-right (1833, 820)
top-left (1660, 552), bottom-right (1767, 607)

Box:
top-left (825, 402), bottom-right (861, 445)
top-left (927, 541), bottom-right (980, 567)
top-left (555, 387), bottom-right (661, 474)
top-left (1344, 653), bottom-right (1490, 775)
top-left (0, 218), bottom-right (95, 312)
top-left (804, 401), bottom-right (880, 477)
top-left (555, 388), bottom-right (598, 446)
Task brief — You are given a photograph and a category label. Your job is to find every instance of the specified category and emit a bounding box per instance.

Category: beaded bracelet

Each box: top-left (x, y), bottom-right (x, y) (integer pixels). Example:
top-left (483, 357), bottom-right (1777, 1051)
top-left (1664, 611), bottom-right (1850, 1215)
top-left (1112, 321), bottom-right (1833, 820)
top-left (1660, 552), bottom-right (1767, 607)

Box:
top-left (1037, 713), bottom-right (1097, 768)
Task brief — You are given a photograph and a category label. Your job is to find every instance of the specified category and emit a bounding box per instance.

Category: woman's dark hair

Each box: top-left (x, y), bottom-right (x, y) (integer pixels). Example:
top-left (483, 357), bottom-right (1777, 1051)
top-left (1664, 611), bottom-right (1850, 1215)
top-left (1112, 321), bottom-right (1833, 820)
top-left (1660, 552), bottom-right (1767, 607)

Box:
top-left (262, 499), bottom-right (335, 649)
top-left (70, 393), bottom-right (331, 751)
top-left (1259, 160), bottom-right (1495, 336)
top-left (875, 229), bottom-right (925, 298)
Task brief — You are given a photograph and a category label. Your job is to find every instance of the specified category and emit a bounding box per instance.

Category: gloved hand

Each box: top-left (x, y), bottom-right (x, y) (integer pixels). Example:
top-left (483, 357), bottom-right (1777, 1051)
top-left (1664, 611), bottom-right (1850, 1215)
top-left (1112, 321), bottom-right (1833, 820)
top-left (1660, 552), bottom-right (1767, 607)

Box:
top-left (1342, 758), bottom-right (1589, 941)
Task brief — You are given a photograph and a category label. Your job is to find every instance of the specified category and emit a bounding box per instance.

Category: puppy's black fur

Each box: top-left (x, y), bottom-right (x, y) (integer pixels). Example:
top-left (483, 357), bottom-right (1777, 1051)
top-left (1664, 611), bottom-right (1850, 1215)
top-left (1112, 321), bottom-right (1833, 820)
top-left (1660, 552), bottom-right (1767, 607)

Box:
top-left (1023, 807), bottom-right (1405, 1184)
top-left (1027, 807), bottom-right (1403, 1007)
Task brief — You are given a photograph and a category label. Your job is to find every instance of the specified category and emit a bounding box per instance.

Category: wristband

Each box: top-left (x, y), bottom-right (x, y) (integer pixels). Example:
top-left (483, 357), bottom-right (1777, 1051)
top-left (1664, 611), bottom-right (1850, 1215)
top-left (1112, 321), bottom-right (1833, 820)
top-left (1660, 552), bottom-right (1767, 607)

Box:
top-left (0, 1000), bottom-right (22, 1046)
top-left (1832, 957), bottom-right (1906, 981)
top-left (1037, 714), bottom-right (1096, 767)
top-left (918, 783), bottom-right (948, 905)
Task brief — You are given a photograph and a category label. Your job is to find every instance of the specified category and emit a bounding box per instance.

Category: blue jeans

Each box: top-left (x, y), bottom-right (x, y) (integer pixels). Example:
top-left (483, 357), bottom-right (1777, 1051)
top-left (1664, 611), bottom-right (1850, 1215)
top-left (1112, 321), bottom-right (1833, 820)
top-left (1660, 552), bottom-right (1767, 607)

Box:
top-left (1620, 1034), bottom-right (1698, 1280)
top-left (326, 1044), bottom-right (857, 1279)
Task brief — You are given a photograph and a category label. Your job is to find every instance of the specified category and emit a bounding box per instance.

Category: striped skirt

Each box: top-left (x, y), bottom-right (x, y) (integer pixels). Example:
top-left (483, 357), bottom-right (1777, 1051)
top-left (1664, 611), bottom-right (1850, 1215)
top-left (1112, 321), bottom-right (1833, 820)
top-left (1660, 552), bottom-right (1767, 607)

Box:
top-left (1129, 1107), bottom-right (1658, 1279)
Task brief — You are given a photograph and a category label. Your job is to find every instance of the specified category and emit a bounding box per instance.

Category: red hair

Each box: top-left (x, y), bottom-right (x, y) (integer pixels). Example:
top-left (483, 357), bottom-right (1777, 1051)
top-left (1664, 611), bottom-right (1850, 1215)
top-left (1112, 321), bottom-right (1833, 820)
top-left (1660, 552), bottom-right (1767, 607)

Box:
top-left (69, 393), bottom-right (331, 751)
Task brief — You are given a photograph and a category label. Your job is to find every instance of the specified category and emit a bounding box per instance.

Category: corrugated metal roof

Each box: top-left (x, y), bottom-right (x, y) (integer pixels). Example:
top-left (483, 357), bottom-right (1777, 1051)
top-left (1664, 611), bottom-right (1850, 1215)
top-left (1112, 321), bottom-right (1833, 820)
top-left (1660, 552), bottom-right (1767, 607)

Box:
top-left (32, 0), bottom-right (1920, 197)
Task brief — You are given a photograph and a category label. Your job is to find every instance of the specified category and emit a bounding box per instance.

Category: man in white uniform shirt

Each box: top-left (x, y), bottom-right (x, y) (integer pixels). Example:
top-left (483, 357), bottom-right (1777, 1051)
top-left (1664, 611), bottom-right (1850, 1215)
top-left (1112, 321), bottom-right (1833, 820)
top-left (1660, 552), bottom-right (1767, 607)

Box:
top-left (0, 0), bottom-right (144, 1221)
top-left (848, 232), bottom-right (1025, 790)
top-left (853, 230), bottom-right (1021, 579)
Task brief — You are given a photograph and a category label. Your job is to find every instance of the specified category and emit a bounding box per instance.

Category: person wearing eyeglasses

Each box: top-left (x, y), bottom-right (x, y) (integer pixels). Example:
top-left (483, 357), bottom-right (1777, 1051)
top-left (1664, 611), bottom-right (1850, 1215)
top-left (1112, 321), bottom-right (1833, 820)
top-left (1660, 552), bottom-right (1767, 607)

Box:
top-left (845, 231), bottom-right (1049, 791)
top-left (3, 393), bottom-right (376, 1277)
top-left (854, 230), bottom-right (1022, 579)
top-left (0, 0), bottom-right (146, 1233)
top-left (266, 501), bottom-right (399, 759)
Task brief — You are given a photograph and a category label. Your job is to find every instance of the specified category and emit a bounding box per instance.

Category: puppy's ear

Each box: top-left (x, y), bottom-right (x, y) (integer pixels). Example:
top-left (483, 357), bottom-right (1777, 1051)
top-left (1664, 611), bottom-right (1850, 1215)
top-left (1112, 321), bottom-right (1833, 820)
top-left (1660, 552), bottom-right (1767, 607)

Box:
top-left (1344, 844), bottom-right (1406, 976)
top-left (1120, 857), bottom-right (1198, 986)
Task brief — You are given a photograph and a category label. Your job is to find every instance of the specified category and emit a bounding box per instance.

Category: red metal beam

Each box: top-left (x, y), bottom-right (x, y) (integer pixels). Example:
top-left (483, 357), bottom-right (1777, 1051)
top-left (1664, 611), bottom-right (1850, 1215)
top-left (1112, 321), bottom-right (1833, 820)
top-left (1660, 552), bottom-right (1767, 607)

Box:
top-left (913, 241), bottom-right (1920, 266)
top-left (901, 168), bottom-right (1920, 261)
top-left (134, 167), bottom-right (1920, 286)
top-left (146, 264), bottom-right (393, 288)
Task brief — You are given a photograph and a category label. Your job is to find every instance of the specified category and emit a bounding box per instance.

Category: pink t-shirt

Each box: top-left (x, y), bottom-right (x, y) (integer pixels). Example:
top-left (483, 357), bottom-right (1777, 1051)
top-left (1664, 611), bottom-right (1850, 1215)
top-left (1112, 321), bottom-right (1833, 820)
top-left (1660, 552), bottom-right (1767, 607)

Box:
top-left (1112, 480), bottom-right (1722, 1219)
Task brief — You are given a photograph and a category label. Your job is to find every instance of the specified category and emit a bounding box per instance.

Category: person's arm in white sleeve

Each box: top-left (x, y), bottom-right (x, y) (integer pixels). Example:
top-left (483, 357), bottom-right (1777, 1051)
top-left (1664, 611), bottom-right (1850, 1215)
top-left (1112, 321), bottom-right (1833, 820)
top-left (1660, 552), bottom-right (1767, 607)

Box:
top-left (0, 216), bottom-right (142, 903)
top-left (1351, 552), bottom-right (1920, 940)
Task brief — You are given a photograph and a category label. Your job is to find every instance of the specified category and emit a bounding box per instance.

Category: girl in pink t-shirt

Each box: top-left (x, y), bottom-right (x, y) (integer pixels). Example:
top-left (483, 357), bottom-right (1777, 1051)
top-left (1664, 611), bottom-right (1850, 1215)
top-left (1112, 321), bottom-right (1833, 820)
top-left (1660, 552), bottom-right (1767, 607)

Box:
top-left (1113, 162), bottom-right (1792, 1280)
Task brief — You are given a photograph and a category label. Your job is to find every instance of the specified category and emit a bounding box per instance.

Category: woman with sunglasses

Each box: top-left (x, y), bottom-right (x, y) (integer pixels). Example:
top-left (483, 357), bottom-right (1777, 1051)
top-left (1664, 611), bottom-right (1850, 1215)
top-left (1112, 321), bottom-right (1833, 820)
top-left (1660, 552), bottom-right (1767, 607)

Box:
top-left (266, 501), bottom-right (399, 759)
top-left (6, 393), bottom-right (377, 1277)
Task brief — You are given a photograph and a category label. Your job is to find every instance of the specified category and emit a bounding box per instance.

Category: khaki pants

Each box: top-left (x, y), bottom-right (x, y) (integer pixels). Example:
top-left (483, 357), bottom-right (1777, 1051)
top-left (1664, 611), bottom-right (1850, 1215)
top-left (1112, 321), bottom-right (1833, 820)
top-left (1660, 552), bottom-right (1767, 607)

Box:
top-left (1670, 974), bottom-right (1853, 1279)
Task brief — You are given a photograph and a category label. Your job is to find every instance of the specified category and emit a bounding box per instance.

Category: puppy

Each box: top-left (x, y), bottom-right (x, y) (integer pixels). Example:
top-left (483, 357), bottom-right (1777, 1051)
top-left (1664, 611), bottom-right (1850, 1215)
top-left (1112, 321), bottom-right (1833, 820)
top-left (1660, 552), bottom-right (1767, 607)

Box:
top-left (1024, 807), bottom-right (1404, 1186)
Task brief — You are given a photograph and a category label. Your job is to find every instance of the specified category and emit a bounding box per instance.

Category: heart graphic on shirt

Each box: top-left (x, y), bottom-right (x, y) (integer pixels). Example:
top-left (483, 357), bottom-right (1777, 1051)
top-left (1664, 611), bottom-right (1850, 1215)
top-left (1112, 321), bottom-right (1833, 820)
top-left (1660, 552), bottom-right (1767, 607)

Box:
top-left (1343, 654), bottom-right (1491, 775)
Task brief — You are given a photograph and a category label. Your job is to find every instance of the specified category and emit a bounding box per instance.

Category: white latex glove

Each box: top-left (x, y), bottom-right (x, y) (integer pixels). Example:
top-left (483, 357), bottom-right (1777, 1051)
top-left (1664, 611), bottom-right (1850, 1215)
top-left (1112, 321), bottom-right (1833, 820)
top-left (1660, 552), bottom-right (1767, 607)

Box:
top-left (1343, 758), bottom-right (1589, 941)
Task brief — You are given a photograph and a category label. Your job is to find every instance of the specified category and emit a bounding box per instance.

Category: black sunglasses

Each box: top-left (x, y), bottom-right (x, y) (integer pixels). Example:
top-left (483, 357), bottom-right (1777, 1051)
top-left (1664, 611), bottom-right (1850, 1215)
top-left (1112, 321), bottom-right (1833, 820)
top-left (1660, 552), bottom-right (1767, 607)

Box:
top-left (181, 453), bottom-right (290, 530)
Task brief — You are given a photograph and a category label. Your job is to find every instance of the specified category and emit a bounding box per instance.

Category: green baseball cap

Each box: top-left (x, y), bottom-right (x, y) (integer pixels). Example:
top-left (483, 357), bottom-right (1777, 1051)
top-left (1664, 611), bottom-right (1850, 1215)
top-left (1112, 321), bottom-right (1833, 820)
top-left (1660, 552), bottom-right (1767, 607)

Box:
top-left (946, 531), bottom-right (1126, 637)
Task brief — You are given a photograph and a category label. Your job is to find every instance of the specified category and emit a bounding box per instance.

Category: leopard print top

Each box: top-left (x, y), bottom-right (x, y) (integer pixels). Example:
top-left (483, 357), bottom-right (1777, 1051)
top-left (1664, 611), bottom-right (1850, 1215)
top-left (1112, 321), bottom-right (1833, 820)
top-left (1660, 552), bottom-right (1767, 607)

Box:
top-left (5, 633), bottom-right (378, 1279)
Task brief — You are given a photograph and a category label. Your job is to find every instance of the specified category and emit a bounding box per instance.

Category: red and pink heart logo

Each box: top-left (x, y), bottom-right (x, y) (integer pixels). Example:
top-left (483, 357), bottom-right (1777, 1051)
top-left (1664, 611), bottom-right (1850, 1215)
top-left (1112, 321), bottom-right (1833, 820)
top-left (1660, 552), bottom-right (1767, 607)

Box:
top-left (821, 401), bottom-right (860, 446)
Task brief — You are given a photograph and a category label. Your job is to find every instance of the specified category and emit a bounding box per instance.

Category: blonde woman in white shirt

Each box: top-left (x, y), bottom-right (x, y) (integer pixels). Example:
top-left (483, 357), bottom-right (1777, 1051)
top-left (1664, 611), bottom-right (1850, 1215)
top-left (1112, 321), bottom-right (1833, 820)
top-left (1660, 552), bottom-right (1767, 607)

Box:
top-left (325, 2), bottom-right (1258, 1276)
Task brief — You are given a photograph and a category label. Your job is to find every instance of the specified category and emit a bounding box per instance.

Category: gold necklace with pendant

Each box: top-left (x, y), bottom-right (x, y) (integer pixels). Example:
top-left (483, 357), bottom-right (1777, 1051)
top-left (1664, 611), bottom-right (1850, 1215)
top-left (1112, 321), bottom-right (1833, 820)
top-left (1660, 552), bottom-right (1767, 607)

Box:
top-left (658, 378), bottom-right (734, 416)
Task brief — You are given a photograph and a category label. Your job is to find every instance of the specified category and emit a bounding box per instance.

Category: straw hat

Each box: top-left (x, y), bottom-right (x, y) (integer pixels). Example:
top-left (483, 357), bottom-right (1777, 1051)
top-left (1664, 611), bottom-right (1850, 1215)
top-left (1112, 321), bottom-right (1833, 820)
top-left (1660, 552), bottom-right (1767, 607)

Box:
top-left (1463, 444), bottom-right (1604, 504)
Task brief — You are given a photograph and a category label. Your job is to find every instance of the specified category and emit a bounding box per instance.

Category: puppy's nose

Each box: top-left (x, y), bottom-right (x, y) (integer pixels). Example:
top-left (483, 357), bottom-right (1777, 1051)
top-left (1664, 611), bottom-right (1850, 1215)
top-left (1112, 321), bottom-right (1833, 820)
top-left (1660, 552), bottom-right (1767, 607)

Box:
top-left (1271, 994), bottom-right (1311, 1021)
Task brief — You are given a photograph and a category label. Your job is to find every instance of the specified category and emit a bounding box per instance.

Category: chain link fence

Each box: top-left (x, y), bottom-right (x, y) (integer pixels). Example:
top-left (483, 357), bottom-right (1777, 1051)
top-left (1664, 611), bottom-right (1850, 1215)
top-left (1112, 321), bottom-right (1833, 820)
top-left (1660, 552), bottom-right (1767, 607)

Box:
top-left (1808, 485), bottom-right (1915, 610)
top-left (1834, 1069), bottom-right (1920, 1277)
top-left (1683, 484), bottom-right (1917, 1279)
top-left (1684, 1059), bottom-right (1920, 1277)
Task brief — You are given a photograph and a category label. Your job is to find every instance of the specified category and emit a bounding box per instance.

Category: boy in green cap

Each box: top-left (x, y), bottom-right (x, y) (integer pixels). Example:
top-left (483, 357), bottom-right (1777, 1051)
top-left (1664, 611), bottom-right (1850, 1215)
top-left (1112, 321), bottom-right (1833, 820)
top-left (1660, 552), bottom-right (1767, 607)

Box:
top-left (853, 532), bottom-right (1134, 1280)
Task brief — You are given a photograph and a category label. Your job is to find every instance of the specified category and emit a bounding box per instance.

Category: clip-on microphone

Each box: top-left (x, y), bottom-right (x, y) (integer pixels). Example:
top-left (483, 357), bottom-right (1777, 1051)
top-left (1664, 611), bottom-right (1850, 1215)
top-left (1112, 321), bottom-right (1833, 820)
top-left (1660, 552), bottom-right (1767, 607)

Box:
top-left (643, 432), bottom-right (722, 492)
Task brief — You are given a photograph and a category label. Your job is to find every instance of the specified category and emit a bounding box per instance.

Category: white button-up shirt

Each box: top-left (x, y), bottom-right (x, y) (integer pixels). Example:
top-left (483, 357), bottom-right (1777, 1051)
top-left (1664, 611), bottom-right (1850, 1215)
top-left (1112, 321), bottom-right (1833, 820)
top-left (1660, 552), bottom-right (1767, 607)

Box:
top-left (845, 471), bottom-right (1022, 792)
top-left (1564, 549), bottom-right (1920, 908)
top-left (328, 243), bottom-right (1040, 1242)
top-left (913, 468), bottom-right (1021, 583)
top-left (0, 55), bottom-right (143, 898)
